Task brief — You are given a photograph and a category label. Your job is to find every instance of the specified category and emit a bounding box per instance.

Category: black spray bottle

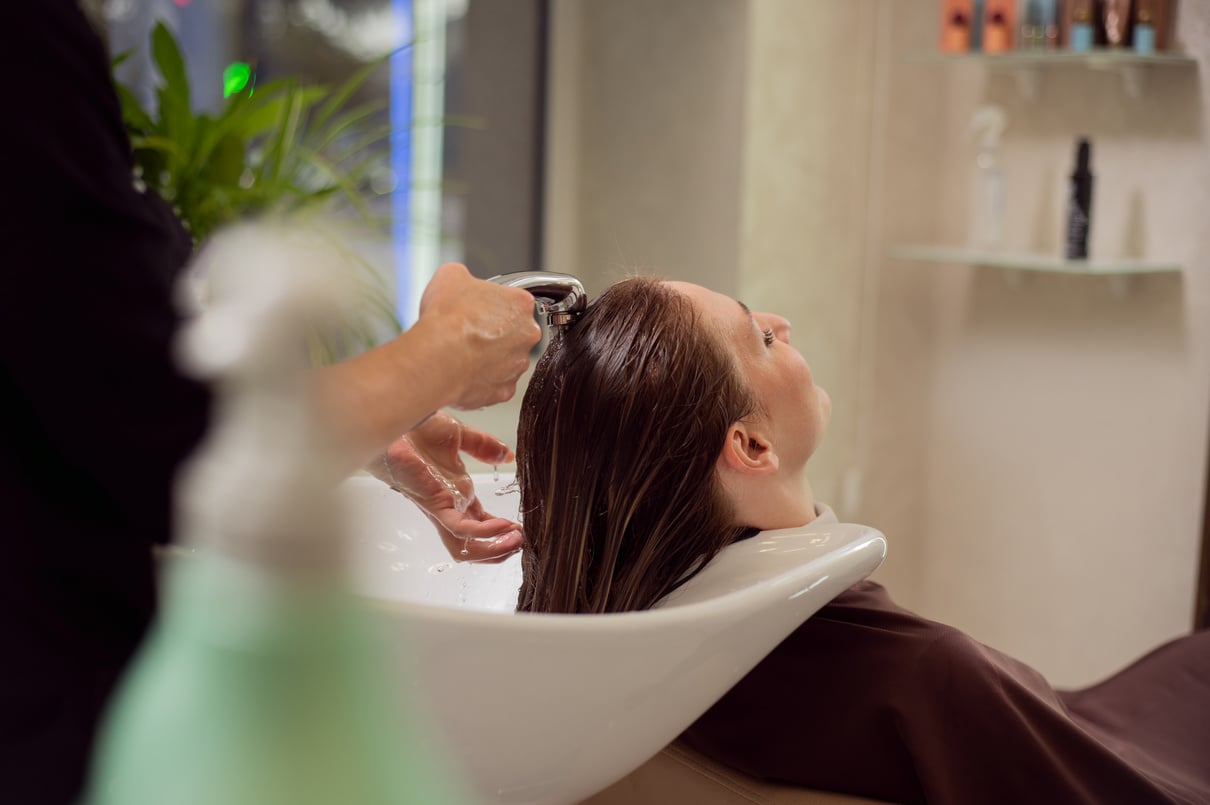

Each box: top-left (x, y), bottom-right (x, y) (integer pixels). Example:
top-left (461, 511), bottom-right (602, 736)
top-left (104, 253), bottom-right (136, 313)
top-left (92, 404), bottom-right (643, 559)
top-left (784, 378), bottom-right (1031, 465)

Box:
top-left (1065, 138), bottom-right (1094, 259)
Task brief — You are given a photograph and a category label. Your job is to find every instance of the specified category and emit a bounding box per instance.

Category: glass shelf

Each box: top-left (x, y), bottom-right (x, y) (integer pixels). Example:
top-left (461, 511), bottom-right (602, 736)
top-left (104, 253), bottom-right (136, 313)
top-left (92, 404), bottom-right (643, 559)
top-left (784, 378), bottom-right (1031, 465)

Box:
top-left (906, 49), bottom-right (1195, 67)
top-left (891, 245), bottom-right (1182, 276)
top-left (904, 48), bottom-right (1197, 97)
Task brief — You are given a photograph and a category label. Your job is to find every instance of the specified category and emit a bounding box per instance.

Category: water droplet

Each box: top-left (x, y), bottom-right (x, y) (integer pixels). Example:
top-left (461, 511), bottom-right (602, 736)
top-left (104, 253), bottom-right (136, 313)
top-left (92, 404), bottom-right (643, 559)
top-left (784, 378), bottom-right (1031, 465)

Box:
top-left (427, 562), bottom-right (452, 575)
top-left (493, 465), bottom-right (500, 483)
top-left (396, 530), bottom-right (413, 541)
top-left (390, 562), bottom-right (409, 572)
top-left (378, 542), bottom-right (397, 552)
top-left (421, 459), bottom-right (475, 513)
top-left (460, 538), bottom-right (470, 557)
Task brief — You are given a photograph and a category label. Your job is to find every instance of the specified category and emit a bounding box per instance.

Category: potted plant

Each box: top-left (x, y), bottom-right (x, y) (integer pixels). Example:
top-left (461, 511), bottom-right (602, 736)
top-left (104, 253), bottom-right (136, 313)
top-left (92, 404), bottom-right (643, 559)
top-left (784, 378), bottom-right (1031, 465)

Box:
top-left (115, 22), bottom-right (400, 362)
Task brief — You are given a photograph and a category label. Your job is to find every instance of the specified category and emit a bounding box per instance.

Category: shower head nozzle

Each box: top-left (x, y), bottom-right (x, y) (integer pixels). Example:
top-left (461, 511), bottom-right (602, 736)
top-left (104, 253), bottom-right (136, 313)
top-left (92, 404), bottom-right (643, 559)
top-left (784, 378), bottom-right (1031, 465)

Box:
top-left (487, 271), bottom-right (587, 328)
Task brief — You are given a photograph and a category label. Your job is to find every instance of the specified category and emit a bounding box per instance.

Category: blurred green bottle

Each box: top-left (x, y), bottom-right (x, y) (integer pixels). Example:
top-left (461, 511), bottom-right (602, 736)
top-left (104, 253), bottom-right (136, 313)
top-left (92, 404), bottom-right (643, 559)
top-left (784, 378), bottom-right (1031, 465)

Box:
top-left (85, 553), bottom-right (467, 805)
top-left (82, 223), bottom-right (472, 805)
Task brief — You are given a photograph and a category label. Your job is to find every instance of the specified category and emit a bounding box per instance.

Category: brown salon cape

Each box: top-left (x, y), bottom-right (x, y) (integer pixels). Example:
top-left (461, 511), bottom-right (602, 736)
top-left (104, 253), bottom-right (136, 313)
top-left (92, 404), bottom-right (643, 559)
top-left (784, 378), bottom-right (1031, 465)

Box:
top-left (684, 516), bottom-right (1210, 804)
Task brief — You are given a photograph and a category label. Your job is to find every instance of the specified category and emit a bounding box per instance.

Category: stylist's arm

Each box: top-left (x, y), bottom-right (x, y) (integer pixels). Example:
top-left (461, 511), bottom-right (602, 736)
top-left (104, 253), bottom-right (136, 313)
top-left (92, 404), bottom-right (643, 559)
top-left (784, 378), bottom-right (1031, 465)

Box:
top-left (313, 263), bottom-right (541, 472)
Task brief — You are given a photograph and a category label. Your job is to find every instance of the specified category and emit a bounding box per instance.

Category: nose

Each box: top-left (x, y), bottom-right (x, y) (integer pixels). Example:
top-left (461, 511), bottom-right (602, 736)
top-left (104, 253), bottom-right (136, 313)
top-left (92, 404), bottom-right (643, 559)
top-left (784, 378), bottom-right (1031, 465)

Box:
top-left (754, 312), bottom-right (792, 344)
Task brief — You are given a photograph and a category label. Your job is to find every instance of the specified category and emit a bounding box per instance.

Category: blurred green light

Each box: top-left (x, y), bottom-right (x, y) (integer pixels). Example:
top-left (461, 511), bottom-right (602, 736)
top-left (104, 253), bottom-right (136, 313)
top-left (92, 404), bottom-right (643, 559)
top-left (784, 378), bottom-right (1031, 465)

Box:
top-left (223, 62), bottom-right (252, 98)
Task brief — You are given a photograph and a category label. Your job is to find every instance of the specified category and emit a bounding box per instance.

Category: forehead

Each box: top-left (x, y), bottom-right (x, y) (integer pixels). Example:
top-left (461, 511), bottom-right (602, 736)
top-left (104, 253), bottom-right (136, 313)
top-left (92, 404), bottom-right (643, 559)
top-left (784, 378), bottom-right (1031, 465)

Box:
top-left (662, 281), bottom-right (748, 337)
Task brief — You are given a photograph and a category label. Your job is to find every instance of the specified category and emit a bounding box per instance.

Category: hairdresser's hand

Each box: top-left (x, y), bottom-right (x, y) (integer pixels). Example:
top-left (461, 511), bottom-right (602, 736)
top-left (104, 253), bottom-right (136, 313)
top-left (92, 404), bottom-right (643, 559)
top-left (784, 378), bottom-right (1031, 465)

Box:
top-left (372, 412), bottom-right (524, 563)
top-left (417, 263), bottom-right (541, 410)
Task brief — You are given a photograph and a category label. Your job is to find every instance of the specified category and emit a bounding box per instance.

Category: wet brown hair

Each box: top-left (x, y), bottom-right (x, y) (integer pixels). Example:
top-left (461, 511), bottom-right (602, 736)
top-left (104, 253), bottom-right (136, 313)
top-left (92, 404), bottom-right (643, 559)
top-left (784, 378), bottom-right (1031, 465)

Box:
top-left (515, 277), bottom-right (758, 614)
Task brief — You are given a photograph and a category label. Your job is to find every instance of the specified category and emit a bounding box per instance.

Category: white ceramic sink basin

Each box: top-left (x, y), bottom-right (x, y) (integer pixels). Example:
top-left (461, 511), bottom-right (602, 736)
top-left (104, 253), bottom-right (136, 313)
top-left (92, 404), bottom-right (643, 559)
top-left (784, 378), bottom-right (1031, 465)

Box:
top-left (345, 473), bottom-right (886, 804)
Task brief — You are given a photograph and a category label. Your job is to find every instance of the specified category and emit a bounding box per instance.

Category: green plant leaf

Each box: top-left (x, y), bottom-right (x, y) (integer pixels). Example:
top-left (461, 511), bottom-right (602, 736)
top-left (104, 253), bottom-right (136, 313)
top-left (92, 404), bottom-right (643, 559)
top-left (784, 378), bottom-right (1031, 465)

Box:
top-left (260, 82), bottom-right (306, 182)
top-left (330, 122), bottom-right (394, 165)
top-left (311, 50), bottom-right (394, 131)
top-left (228, 92), bottom-right (289, 140)
top-left (311, 98), bottom-right (389, 151)
top-left (114, 83), bottom-right (154, 134)
top-left (191, 83), bottom-right (321, 177)
top-left (129, 135), bottom-right (181, 154)
top-left (296, 145), bottom-right (375, 223)
top-left (151, 22), bottom-right (190, 111)
top-left (222, 77), bottom-right (293, 114)
top-left (188, 116), bottom-right (228, 175)
top-left (151, 23), bottom-right (195, 164)
top-left (208, 133), bottom-right (246, 186)
top-left (156, 85), bottom-right (191, 153)
top-left (111, 49), bottom-right (133, 69)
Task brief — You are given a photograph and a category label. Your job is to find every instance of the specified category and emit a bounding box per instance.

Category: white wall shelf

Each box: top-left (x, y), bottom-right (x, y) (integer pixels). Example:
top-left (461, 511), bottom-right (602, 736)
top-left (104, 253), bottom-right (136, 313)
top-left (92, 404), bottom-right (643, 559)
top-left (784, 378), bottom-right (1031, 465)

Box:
top-left (891, 245), bottom-right (1181, 275)
top-left (891, 245), bottom-right (1181, 296)
top-left (905, 49), bottom-right (1197, 98)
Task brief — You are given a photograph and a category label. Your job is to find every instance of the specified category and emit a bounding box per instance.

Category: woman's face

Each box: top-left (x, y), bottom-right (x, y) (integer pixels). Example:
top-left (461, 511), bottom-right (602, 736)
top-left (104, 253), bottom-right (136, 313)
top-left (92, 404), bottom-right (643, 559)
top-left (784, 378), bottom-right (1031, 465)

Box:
top-left (664, 281), bottom-right (831, 469)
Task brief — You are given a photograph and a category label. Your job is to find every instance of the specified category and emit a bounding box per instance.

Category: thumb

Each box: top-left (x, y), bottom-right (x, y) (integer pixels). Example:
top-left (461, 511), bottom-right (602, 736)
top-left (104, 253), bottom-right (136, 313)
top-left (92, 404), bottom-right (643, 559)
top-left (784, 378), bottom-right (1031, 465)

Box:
top-left (458, 425), bottom-right (515, 465)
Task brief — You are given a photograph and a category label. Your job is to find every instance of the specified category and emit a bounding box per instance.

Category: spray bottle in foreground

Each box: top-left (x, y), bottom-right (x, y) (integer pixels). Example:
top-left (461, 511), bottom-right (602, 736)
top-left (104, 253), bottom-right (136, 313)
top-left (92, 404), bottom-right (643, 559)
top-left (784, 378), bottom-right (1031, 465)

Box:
top-left (84, 222), bottom-right (471, 805)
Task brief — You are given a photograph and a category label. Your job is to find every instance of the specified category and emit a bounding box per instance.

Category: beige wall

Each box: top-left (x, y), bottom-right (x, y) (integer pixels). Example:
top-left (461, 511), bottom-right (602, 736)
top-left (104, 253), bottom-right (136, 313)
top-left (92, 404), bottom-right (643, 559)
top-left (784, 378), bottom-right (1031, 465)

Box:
top-left (544, 0), bottom-right (749, 298)
top-left (468, 0), bottom-right (1210, 687)
top-left (876, 0), bottom-right (1210, 686)
top-left (736, 1), bottom-right (881, 521)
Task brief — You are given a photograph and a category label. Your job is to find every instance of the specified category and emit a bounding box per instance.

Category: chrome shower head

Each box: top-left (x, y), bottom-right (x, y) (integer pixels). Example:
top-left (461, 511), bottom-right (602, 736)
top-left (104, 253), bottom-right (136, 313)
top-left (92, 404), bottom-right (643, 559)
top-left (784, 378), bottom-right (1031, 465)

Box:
top-left (488, 271), bottom-right (587, 328)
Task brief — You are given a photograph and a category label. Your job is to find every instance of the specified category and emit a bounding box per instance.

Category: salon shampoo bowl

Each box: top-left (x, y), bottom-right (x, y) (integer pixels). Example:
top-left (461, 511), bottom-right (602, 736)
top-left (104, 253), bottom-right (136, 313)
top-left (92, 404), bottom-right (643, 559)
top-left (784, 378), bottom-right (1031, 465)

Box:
top-left (345, 473), bottom-right (887, 805)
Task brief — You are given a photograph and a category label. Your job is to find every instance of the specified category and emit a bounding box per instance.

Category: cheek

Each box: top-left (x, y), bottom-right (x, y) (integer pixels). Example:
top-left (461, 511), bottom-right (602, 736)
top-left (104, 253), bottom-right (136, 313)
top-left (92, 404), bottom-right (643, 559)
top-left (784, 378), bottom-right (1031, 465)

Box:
top-left (817, 385), bottom-right (832, 423)
top-left (791, 357), bottom-right (828, 427)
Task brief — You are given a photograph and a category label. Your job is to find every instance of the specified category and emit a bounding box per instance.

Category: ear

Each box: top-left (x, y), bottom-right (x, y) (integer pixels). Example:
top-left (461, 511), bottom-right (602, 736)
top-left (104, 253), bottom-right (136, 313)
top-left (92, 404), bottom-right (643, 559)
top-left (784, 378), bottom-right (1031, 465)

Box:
top-left (718, 421), bottom-right (780, 476)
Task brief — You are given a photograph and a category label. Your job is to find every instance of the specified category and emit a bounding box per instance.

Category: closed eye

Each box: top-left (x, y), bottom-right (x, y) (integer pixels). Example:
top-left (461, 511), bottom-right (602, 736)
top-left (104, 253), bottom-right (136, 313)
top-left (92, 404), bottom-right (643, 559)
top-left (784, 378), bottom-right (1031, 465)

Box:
top-left (762, 328), bottom-right (775, 347)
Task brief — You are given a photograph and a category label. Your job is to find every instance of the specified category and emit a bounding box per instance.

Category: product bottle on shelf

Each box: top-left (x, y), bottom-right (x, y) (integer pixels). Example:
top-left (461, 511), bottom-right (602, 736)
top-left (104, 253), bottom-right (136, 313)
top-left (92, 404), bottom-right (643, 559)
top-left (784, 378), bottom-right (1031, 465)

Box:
top-left (968, 106), bottom-right (1008, 252)
top-left (1133, 0), bottom-right (1171, 53)
top-left (1067, 0), bottom-right (1096, 51)
top-left (983, 0), bottom-right (1016, 52)
top-left (1039, 0), bottom-right (1059, 48)
top-left (1019, 0), bottom-right (1042, 50)
top-left (941, 0), bottom-right (974, 53)
top-left (971, 0), bottom-right (987, 50)
top-left (1102, 0), bottom-right (1133, 48)
top-left (1065, 138), bottom-right (1095, 260)
top-left (83, 224), bottom-right (470, 805)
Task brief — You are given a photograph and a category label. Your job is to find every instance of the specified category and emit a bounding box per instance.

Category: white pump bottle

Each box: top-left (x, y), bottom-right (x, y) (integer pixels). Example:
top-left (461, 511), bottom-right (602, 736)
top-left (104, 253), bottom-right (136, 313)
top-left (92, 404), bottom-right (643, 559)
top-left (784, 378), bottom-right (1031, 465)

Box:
top-left (968, 105), bottom-right (1007, 252)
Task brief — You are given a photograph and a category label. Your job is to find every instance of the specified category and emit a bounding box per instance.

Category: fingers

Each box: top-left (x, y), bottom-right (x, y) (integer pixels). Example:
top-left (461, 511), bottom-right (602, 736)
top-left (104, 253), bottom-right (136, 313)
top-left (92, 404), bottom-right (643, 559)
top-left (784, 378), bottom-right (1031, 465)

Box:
top-left (458, 423), bottom-right (515, 465)
top-left (459, 531), bottom-right (524, 564)
top-left (424, 262), bottom-right (473, 296)
top-left (418, 265), bottom-right (542, 410)
top-left (429, 512), bottom-right (524, 563)
top-left (424, 495), bottom-right (524, 559)
top-left (445, 514), bottom-right (522, 540)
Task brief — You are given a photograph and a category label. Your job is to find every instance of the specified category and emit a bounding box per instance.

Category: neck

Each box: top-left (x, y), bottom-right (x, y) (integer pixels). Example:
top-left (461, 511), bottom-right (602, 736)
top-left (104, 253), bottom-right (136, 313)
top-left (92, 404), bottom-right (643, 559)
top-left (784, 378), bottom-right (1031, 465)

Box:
top-left (729, 469), bottom-right (817, 531)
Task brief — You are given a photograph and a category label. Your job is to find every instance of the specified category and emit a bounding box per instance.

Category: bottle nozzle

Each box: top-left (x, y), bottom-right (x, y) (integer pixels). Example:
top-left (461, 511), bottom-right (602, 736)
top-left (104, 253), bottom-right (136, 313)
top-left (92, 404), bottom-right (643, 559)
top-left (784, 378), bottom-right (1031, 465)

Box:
top-left (1075, 138), bottom-right (1092, 173)
top-left (970, 105), bottom-right (1008, 150)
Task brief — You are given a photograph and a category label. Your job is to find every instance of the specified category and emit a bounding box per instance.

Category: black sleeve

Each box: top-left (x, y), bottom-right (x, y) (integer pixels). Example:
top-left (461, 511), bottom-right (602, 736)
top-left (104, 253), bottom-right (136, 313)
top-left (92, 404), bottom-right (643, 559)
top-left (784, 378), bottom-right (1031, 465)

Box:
top-left (0, 3), bottom-right (210, 803)
top-left (0, 0), bottom-right (209, 537)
